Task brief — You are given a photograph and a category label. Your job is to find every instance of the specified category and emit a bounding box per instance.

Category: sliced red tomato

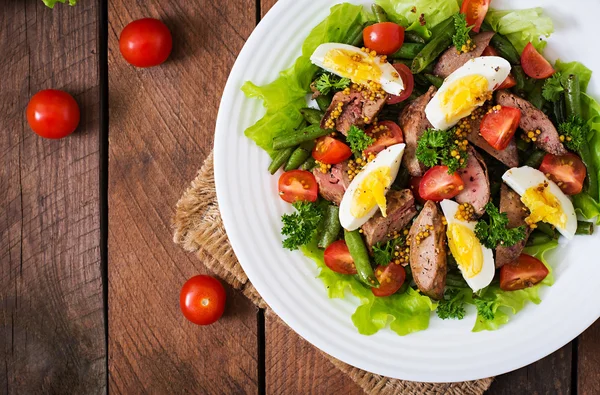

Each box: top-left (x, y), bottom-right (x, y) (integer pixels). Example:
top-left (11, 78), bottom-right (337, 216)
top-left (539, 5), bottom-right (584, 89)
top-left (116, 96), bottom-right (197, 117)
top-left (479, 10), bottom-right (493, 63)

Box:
top-left (480, 106), bottom-right (521, 150)
top-left (312, 136), bottom-right (352, 164)
top-left (419, 166), bottom-right (465, 202)
top-left (409, 176), bottom-right (427, 205)
top-left (482, 46), bottom-right (517, 89)
top-left (363, 22), bottom-right (405, 55)
top-left (278, 170), bottom-right (318, 203)
top-left (372, 264), bottom-right (406, 297)
top-left (365, 121), bottom-right (404, 156)
top-left (500, 254), bottom-right (549, 291)
top-left (521, 42), bottom-right (555, 79)
top-left (179, 275), bottom-right (226, 325)
top-left (460, 0), bottom-right (490, 33)
top-left (387, 63), bottom-right (414, 104)
top-left (539, 152), bottom-right (587, 195)
top-left (324, 240), bottom-right (357, 275)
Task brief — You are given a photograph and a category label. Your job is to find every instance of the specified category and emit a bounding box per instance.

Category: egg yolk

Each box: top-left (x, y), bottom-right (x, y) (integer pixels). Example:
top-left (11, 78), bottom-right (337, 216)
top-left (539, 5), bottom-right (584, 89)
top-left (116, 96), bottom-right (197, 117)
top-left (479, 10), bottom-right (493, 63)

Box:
top-left (521, 182), bottom-right (567, 229)
top-left (323, 49), bottom-right (382, 86)
top-left (350, 167), bottom-right (391, 218)
top-left (447, 223), bottom-right (483, 278)
top-left (440, 75), bottom-right (489, 122)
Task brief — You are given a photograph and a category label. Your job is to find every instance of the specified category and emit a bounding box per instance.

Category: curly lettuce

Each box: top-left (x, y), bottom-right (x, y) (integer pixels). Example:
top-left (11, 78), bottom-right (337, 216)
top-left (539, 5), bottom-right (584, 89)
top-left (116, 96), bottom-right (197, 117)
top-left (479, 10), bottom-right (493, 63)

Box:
top-left (376, 0), bottom-right (459, 30)
top-left (485, 7), bottom-right (554, 53)
top-left (43, 0), bottom-right (77, 7)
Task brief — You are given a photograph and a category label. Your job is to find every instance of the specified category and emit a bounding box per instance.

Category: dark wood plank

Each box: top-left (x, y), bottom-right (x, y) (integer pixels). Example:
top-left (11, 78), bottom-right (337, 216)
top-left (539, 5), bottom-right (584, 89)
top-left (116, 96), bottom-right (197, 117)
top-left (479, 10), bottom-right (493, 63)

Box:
top-left (107, 1), bottom-right (259, 393)
top-left (578, 320), bottom-right (600, 395)
top-left (0, 1), bottom-right (106, 393)
top-left (261, 0), bottom-right (278, 17)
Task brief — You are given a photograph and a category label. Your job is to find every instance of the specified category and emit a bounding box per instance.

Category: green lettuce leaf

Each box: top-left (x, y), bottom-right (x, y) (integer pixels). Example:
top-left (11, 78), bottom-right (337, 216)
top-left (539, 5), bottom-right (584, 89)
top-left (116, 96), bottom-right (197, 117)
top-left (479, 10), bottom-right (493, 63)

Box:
top-left (242, 4), bottom-right (367, 158)
top-left (301, 237), bottom-right (436, 336)
top-left (376, 0), bottom-right (459, 29)
top-left (555, 60), bottom-right (593, 93)
top-left (43, 0), bottom-right (77, 7)
top-left (485, 7), bottom-right (553, 53)
top-left (472, 240), bottom-right (558, 332)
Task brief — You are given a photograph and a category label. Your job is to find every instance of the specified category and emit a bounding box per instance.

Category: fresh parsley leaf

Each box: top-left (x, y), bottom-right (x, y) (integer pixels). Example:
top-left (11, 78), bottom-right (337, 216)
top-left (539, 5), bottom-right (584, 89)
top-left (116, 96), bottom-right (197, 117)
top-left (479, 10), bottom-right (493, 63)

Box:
top-left (452, 13), bottom-right (473, 52)
top-left (415, 129), bottom-right (468, 174)
top-left (474, 298), bottom-right (496, 321)
top-left (436, 288), bottom-right (468, 320)
top-left (281, 202), bottom-right (323, 250)
top-left (542, 72), bottom-right (564, 102)
top-left (346, 125), bottom-right (374, 156)
top-left (372, 237), bottom-right (405, 266)
top-left (475, 202), bottom-right (527, 249)
top-left (314, 73), bottom-right (351, 96)
top-left (559, 115), bottom-right (590, 152)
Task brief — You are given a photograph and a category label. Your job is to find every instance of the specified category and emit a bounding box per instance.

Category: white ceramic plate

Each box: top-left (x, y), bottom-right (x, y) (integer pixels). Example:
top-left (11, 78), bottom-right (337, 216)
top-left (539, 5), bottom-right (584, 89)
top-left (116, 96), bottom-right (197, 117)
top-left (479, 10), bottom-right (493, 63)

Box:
top-left (215, 0), bottom-right (600, 382)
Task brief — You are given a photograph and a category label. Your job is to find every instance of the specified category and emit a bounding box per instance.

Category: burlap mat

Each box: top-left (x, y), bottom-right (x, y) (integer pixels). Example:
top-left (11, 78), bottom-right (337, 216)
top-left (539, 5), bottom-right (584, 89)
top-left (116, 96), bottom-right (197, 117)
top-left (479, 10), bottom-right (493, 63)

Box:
top-left (172, 151), bottom-right (494, 394)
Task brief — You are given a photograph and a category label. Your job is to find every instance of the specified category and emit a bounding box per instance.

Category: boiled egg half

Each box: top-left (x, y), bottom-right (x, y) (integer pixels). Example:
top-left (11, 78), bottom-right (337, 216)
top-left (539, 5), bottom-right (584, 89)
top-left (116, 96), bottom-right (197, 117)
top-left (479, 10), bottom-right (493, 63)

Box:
top-left (426, 56), bottom-right (511, 130)
top-left (339, 144), bottom-right (405, 230)
top-left (310, 43), bottom-right (404, 96)
top-left (440, 199), bottom-right (495, 292)
top-left (503, 166), bottom-right (577, 239)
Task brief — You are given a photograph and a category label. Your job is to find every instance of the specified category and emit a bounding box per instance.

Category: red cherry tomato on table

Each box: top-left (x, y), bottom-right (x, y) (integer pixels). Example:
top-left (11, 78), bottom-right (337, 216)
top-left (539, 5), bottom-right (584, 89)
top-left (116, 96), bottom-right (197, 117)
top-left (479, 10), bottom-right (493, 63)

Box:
top-left (363, 22), bottom-right (405, 55)
top-left (460, 0), bottom-right (490, 33)
top-left (180, 275), bottom-right (226, 325)
top-left (480, 106), bottom-right (521, 150)
top-left (521, 42), bottom-right (555, 79)
top-left (312, 136), bottom-right (352, 164)
top-left (419, 165), bottom-right (465, 202)
top-left (278, 170), bottom-right (318, 203)
top-left (481, 46), bottom-right (517, 89)
top-left (409, 176), bottom-right (427, 205)
top-left (387, 63), bottom-right (414, 104)
top-left (539, 152), bottom-right (587, 195)
top-left (324, 240), bottom-right (357, 275)
top-left (365, 121), bottom-right (404, 156)
top-left (499, 254), bottom-right (549, 291)
top-left (372, 263), bottom-right (406, 297)
top-left (119, 18), bottom-right (173, 68)
top-left (26, 89), bottom-right (80, 139)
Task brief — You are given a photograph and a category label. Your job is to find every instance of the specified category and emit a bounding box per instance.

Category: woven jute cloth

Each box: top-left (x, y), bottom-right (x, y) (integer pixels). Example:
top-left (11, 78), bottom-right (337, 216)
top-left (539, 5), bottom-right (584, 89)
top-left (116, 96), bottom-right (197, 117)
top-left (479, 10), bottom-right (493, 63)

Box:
top-left (172, 151), bottom-right (494, 394)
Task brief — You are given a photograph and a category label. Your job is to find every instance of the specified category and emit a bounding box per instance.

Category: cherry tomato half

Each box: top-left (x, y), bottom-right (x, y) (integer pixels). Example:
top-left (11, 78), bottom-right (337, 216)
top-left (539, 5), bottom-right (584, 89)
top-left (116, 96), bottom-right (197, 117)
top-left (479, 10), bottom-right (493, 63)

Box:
top-left (387, 63), bottom-right (414, 104)
top-left (363, 22), bottom-right (405, 55)
top-left (278, 170), bottom-right (318, 203)
top-left (409, 176), bottom-right (427, 205)
top-left (521, 42), bottom-right (555, 79)
top-left (365, 121), bottom-right (404, 156)
top-left (119, 18), bottom-right (173, 68)
top-left (180, 275), bottom-right (226, 325)
top-left (419, 166), bottom-right (465, 202)
top-left (539, 152), bottom-right (587, 195)
top-left (312, 136), bottom-right (352, 164)
top-left (482, 46), bottom-right (517, 89)
top-left (26, 89), bottom-right (80, 139)
top-left (460, 0), bottom-right (490, 33)
top-left (499, 254), bottom-right (549, 291)
top-left (372, 264), bottom-right (406, 297)
top-left (480, 106), bottom-right (521, 150)
top-left (324, 240), bottom-right (357, 275)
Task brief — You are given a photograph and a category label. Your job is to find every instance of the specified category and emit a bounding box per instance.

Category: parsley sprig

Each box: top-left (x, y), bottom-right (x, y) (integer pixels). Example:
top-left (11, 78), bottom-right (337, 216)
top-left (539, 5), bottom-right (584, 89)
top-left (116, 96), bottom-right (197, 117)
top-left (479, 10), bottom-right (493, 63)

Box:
top-left (474, 202), bottom-right (527, 249)
top-left (452, 13), bottom-right (473, 52)
top-left (372, 236), bottom-right (406, 266)
top-left (436, 288), bottom-right (468, 320)
top-left (346, 125), bottom-right (374, 156)
top-left (281, 202), bottom-right (323, 250)
top-left (474, 298), bottom-right (496, 321)
top-left (542, 72), bottom-right (565, 102)
top-left (415, 128), bottom-right (468, 174)
top-left (314, 73), bottom-right (351, 96)
top-left (559, 115), bottom-right (590, 152)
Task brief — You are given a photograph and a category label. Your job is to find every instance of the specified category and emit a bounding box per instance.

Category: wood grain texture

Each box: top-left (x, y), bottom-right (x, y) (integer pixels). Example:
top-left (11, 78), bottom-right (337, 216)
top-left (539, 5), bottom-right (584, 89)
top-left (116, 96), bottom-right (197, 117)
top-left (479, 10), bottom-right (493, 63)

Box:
top-left (0, 1), bottom-right (105, 394)
top-left (261, 0), bottom-right (278, 17)
top-left (107, 1), bottom-right (259, 393)
top-left (578, 320), bottom-right (600, 395)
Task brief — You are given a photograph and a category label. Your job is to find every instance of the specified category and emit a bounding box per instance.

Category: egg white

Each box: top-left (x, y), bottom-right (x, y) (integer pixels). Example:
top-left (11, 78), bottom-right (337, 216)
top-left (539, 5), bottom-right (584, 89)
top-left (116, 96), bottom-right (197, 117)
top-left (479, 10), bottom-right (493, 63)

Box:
top-left (339, 144), bottom-right (406, 231)
top-left (440, 199), bottom-right (495, 292)
top-left (502, 166), bottom-right (577, 239)
top-left (310, 43), bottom-right (404, 96)
top-left (426, 56), bottom-right (511, 130)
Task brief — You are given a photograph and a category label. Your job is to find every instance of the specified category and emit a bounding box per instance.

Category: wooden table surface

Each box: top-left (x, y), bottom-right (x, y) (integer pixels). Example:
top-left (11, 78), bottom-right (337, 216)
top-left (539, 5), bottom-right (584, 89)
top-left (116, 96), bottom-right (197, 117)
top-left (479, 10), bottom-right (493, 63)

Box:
top-left (1, 1), bottom-right (599, 393)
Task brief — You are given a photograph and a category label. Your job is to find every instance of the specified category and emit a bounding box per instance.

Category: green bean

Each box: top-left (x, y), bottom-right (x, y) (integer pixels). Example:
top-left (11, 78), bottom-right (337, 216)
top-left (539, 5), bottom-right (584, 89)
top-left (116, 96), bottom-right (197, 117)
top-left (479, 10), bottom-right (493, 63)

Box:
top-left (513, 66), bottom-right (534, 94)
top-left (405, 31), bottom-right (426, 44)
top-left (527, 231), bottom-right (552, 247)
top-left (346, 22), bottom-right (374, 47)
top-left (523, 149), bottom-right (546, 168)
top-left (315, 94), bottom-right (333, 112)
top-left (272, 125), bottom-right (331, 150)
top-left (268, 147), bottom-right (295, 174)
top-left (553, 97), bottom-right (566, 125)
top-left (576, 221), bottom-right (594, 235)
top-left (299, 157), bottom-right (316, 171)
top-left (285, 141), bottom-right (314, 171)
top-left (300, 108), bottom-right (324, 125)
top-left (318, 206), bottom-right (342, 249)
top-left (564, 74), bottom-right (582, 118)
top-left (414, 73), bottom-right (430, 88)
top-left (516, 138), bottom-right (530, 152)
top-left (446, 272), bottom-right (469, 288)
top-left (411, 16), bottom-right (455, 74)
top-left (536, 222), bottom-right (557, 239)
top-left (424, 73), bottom-right (444, 89)
top-left (390, 43), bottom-right (425, 59)
top-left (527, 80), bottom-right (546, 110)
top-left (344, 230), bottom-right (379, 288)
top-left (371, 4), bottom-right (388, 23)
top-left (490, 35), bottom-right (520, 65)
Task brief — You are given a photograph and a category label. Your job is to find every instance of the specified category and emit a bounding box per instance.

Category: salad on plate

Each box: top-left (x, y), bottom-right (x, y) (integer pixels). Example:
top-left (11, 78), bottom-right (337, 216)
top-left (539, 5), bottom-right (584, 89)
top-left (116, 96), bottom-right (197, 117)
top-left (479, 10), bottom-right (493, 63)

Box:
top-left (242, 0), bottom-right (600, 336)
